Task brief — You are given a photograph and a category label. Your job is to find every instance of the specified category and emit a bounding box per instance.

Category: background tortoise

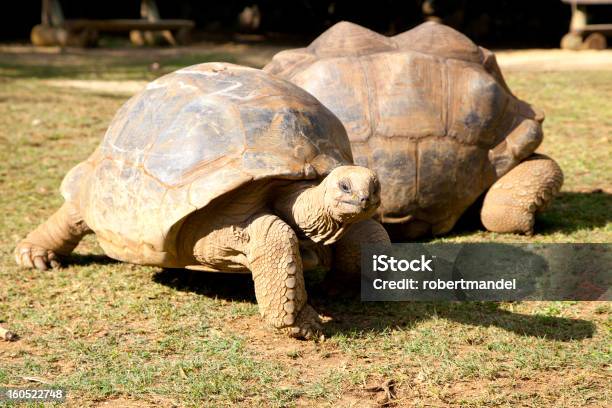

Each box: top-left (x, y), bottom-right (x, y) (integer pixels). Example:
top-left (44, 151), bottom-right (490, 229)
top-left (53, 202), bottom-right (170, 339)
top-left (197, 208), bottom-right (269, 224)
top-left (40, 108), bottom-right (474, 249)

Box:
top-left (265, 21), bottom-right (564, 238)
top-left (15, 63), bottom-right (389, 339)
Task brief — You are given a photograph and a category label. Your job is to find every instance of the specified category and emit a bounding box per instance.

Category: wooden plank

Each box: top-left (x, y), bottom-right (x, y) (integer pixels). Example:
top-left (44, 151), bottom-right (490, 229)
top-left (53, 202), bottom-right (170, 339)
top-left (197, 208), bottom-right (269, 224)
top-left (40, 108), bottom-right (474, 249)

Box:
top-left (63, 19), bottom-right (194, 32)
top-left (561, 0), bottom-right (612, 4)
top-left (574, 23), bottom-right (612, 34)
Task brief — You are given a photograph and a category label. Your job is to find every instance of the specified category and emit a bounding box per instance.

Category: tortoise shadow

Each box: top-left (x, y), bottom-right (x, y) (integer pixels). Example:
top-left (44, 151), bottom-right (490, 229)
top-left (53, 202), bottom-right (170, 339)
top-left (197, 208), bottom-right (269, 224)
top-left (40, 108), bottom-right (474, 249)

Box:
top-left (537, 190), bottom-right (612, 234)
top-left (316, 299), bottom-right (595, 342)
top-left (152, 268), bottom-right (595, 342)
top-left (153, 268), bottom-right (257, 303)
top-left (62, 253), bottom-right (120, 267)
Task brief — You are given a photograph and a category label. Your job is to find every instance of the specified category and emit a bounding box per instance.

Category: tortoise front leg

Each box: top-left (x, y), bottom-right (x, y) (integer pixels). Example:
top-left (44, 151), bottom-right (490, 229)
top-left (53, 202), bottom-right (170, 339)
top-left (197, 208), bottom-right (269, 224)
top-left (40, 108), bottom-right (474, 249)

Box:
top-left (15, 201), bottom-right (91, 270)
top-left (481, 154), bottom-right (563, 235)
top-left (245, 213), bottom-right (322, 339)
top-left (325, 219), bottom-right (390, 294)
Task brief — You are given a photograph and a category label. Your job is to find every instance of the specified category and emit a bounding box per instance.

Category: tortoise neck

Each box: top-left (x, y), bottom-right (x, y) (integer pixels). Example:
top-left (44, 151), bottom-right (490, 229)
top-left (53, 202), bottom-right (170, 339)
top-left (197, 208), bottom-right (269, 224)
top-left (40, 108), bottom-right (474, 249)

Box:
top-left (273, 182), bottom-right (345, 245)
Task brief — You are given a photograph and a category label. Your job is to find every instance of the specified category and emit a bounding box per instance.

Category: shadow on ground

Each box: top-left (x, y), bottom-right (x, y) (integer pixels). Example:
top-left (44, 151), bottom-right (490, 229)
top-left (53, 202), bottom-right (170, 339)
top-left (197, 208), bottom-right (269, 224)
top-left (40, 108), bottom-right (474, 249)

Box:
top-left (449, 190), bottom-right (611, 236)
top-left (63, 253), bottom-right (120, 267)
top-left (59, 189), bottom-right (606, 343)
top-left (154, 268), bottom-right (257, 303)
top-left (153, 268), bottom-right (596, 342)
top-left (318, 298), bottom-right (595, 342)
top-left (539, 190), bottom-right (612, 234)
top-left (0, 52), bottom-right (239, 80)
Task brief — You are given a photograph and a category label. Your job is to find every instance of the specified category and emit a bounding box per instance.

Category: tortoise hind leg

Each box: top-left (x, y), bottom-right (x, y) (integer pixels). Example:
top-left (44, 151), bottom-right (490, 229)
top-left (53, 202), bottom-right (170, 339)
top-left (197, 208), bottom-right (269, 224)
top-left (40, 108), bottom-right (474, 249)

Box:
top-left (15, 201), bottom-right (91, 270)
top-left (481, 154), bottom-right (563, 235)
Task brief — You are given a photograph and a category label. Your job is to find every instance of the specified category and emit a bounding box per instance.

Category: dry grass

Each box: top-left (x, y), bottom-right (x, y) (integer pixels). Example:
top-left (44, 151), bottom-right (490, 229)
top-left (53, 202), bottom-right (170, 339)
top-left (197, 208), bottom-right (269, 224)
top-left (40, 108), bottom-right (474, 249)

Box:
top-left (0, 46), bottom-right (610, 407)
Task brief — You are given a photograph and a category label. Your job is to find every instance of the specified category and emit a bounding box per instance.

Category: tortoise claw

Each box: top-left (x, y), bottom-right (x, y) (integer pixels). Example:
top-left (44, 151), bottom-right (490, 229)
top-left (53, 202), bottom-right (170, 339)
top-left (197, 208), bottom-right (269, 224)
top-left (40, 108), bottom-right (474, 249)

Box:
top-left (283, 304), bottom-right (323, 340)
top-left (14, 241), bottom-right (61, 271)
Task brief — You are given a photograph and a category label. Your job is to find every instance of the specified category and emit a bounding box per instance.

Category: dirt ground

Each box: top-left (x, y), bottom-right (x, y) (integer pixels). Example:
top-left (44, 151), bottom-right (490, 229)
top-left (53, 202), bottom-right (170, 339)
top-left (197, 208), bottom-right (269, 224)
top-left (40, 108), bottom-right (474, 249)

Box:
top-left (0, 43), bottom-right (610, 407)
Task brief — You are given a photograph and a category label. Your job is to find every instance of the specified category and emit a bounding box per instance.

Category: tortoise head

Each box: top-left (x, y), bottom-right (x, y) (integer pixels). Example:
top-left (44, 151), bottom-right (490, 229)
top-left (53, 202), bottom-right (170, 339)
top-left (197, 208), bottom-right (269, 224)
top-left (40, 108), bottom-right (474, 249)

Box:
top-left (322, 165), bottom-right (381, 223)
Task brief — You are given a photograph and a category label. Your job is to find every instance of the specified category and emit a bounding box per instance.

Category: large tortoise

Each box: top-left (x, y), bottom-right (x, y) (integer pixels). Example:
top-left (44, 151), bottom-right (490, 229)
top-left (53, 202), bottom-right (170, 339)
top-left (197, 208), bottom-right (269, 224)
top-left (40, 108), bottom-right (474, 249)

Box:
top-left (15, 63), bottom-right (389, 339)
top-left (265, 22), bottom-right (564, 238)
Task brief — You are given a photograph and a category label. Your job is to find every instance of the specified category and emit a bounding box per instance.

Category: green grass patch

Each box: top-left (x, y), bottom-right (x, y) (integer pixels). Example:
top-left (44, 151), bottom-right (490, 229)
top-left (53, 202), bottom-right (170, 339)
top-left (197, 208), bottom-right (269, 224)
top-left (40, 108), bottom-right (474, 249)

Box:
top-left (0, 50), bottom-right (610, 407)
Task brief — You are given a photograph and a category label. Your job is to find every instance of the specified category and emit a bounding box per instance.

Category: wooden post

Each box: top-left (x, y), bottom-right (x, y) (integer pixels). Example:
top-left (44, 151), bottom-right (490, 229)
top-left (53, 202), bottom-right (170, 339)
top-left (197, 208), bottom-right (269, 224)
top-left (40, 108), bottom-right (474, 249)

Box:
top-left (41, 0), bottom-right (50, 25)
top-left (561, 1), bottom-right (585, 49)
top-left (130, 0), bottom-right (176, 46)
top-left (41, 0), bottom-right (64, 26)
top-left (570, 4), bottom-right (588, 33)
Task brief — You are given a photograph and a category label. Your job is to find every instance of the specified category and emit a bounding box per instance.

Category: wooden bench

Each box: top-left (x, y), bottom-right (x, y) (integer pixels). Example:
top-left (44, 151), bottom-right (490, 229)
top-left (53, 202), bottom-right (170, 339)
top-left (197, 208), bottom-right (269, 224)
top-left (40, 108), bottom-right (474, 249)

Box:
top-left (31, 0), bottom-right (195, 47)
top-left (561, 0), bottom-right (612, 49)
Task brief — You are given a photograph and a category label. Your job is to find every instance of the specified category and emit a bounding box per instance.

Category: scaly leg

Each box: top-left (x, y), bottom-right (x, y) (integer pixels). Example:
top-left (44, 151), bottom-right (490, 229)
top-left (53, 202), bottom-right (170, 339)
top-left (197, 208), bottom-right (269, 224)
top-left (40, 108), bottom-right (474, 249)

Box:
top-left (15, 201), bottom-right (91, 270)
top-left (325, 219), bottom-right (390, 294)
top-left (481, 154), bottom-right (563, 235)
top-left (490, 116), bottom-right (543, 179)
top-left (245, 213), bottom-right (322, 339)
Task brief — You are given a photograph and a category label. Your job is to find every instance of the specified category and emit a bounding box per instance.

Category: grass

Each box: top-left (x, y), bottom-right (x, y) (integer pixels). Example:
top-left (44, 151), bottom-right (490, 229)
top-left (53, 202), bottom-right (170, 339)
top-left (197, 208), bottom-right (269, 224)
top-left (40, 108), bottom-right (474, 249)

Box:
top-left (0, 47), bottom-right (610, 407)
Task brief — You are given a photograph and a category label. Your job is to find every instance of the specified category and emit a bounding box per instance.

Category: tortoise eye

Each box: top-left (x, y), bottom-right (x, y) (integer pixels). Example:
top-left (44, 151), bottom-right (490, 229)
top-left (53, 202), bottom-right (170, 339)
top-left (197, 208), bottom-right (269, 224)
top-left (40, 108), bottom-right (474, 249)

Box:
top-left (338, 180), bottom-right (351, 193)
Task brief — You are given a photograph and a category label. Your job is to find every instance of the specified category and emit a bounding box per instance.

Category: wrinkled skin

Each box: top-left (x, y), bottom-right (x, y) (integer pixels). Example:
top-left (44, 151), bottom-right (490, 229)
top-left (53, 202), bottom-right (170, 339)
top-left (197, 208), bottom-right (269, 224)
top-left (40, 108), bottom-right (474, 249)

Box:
top-left (16, 166), bottom-right (387, 340)
top-left (15, 63), bottom-right (391, 340)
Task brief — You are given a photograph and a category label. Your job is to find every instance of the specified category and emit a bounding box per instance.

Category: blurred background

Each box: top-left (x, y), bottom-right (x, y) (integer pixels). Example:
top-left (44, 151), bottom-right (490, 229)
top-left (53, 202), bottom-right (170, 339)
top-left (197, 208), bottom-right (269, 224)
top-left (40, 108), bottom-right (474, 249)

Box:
top-left (2, 0), bottom-right (612, 48)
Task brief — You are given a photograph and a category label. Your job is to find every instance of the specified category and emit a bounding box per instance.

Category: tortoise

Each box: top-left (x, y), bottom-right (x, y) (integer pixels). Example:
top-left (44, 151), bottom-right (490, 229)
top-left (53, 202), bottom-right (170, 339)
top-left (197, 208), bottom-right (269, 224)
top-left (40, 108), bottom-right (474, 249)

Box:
top-left (264, 21), bottom-right (564, 238)
top-left (15, 63), bottom-right (389, 339)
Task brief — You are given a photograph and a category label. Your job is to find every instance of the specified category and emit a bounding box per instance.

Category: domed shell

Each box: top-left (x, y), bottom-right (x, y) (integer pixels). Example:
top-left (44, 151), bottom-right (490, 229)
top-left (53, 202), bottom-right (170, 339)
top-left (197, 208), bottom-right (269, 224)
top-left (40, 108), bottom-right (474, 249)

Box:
top-left (62, 63), bottom-right (352, 265)
top-left (264, 22), bottom-right (543, 234)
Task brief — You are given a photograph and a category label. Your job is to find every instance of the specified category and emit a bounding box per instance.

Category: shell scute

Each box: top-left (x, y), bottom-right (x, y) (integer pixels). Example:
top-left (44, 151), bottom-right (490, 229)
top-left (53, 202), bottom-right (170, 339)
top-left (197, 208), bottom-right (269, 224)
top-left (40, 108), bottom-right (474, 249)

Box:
top-left (264, 22), bottom-right (543, 233)
top-left (70, 63), bottom-right (352, 265)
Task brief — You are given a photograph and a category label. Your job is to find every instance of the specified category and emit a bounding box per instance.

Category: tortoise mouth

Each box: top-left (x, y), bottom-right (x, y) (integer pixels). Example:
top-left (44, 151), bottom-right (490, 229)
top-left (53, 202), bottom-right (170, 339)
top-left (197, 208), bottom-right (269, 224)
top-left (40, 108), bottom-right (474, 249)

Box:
top-left (340, 197), bottom-right (380, 212)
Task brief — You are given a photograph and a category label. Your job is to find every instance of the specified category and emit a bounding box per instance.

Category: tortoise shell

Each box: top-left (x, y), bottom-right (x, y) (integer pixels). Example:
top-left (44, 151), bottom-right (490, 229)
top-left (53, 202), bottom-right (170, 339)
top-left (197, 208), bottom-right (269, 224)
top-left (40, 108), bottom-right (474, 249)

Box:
top-left (61, 63), bottom-right (352, 265)
top-left (264, 22), bottom-right (544, 235)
